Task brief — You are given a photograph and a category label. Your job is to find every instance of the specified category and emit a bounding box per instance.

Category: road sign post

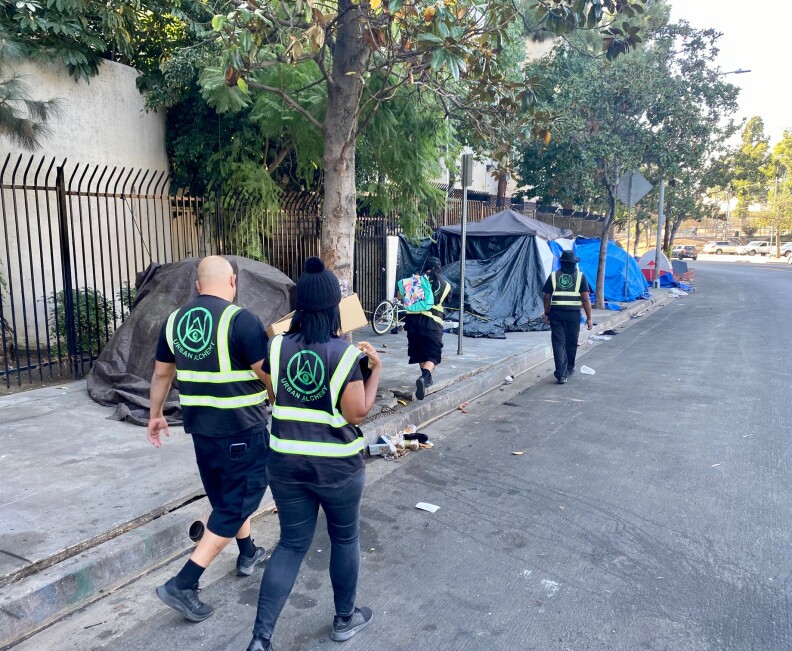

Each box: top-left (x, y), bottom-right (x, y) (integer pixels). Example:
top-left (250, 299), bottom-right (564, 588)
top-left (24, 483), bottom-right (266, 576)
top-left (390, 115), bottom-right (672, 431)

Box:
top-left (458, 154), bottom-right (473, 355)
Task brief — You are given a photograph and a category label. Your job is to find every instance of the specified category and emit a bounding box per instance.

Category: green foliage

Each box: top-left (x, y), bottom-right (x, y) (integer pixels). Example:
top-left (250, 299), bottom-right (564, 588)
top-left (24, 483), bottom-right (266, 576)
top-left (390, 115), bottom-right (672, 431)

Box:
top-left (0, 26), bottom-right (60, 149)
top-left (730, 117), bottom-right (770, 218)
top-left (48, 287), bottom-right (115, 357)
top-left (117, 281), bottom-right (137, 319)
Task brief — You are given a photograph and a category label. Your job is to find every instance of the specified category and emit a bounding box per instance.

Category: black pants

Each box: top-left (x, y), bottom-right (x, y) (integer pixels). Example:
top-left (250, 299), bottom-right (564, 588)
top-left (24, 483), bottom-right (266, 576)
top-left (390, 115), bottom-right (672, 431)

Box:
top-left (549, 313), bottom-right (581, 380)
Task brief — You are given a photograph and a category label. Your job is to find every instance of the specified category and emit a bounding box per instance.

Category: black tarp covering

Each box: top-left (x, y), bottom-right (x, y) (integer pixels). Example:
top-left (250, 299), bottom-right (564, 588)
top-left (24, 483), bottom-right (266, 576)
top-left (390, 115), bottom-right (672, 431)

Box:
top-left (87, 256), bottom-right (294, 426)
top-left (438, 208), bottom-right (573, 240)
top-left (397, 210), bottom-right (549, 338)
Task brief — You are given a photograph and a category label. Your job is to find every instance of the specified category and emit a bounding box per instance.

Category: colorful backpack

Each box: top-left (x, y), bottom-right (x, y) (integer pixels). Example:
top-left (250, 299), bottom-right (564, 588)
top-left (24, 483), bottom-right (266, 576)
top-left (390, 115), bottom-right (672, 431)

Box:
top-left (398, 274), bottom-right (434, 312)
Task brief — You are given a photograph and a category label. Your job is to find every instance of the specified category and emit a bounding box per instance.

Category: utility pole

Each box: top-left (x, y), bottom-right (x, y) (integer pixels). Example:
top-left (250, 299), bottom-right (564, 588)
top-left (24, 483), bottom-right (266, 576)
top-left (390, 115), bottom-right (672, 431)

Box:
top-left (458, 154), bottom-right (473, 354)
top-left (654, 180), bottom-right (665, 289)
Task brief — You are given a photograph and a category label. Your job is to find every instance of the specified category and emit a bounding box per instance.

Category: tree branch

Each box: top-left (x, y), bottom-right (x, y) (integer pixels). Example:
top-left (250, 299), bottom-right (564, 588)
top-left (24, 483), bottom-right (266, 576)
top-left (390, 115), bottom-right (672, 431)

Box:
top-left (248, 80), bottom-right (325, 131)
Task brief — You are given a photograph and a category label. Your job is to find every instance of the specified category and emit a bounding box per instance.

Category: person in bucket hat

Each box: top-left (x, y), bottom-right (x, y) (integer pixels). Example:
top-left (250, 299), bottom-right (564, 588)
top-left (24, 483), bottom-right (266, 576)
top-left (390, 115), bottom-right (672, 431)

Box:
top-left (542, 250), bottom-right (593, 384)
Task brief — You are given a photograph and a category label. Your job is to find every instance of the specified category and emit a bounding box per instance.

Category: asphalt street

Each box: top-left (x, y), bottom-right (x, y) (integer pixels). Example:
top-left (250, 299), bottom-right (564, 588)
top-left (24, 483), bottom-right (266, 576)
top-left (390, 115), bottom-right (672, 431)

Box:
top-left (18, 261), bottom-right (792, 651)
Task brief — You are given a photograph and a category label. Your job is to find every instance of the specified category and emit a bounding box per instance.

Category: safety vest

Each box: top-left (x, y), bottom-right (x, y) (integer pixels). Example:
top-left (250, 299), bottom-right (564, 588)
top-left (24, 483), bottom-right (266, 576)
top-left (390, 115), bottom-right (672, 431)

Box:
top-left (418, 279), bottom-right (452, 325)
top-left (268, 334), bottom-right (364, 458)
top-left (165, 299), bottom-right (267, 432)
top-left (550, 271), bottom-right (583, 309)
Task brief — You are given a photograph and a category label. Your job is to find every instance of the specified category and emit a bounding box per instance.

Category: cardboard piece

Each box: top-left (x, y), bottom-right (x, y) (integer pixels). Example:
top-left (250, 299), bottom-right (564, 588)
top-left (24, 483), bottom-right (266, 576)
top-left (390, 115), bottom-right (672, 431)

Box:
top-left (266, 293), bottom-right (369, 338)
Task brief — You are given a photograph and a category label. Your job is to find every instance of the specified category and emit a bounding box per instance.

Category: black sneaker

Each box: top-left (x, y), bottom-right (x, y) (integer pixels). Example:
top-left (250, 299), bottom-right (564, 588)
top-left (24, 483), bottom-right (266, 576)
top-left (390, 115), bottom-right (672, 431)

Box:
top-left (237, 545), bottom-right (267, 577)
top-left (567, 367), bottom-right (575, 376)
top-left (415, 376), bottom-right (426, 400)
top-left (246, 636), bottom-right (273, 651)
top-left (557, 377), bottom-right (568, 384)
top-left (331, 606), bottom-right (373, 642)
top-left (155, 578), bottom-right (214, 622)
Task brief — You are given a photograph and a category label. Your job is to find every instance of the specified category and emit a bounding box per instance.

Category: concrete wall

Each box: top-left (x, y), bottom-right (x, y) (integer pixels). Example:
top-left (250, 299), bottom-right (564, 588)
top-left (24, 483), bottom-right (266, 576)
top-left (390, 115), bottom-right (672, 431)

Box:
top-left (1, 59), bottom-right (168, 170)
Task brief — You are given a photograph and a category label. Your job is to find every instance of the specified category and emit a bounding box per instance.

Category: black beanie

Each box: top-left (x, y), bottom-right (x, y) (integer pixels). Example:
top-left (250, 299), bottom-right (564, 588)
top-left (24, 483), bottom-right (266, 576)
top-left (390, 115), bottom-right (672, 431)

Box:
top-left (295, 257), bottom-right (342, 312)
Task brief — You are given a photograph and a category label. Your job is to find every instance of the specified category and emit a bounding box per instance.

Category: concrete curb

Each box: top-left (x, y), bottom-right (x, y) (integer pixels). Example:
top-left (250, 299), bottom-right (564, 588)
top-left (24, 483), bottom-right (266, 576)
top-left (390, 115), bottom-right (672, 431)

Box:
top-left (0, 290), bottom-right (678, 649)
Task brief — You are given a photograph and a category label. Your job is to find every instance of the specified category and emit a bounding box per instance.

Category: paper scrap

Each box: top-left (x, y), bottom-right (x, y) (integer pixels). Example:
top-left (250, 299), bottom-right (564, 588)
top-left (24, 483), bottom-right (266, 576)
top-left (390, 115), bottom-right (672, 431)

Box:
top-left (580, 365), bottom-right (596, 375)
top-left (415, 502), bottom-right (440, 513)
top-left (512, 451), bottom-right (525, 456)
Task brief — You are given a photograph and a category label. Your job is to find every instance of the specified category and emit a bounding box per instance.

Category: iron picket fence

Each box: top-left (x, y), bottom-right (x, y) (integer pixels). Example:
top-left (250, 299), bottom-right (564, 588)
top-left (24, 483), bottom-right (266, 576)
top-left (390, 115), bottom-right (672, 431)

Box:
top-left (0, 154), bottom-right (510, 390)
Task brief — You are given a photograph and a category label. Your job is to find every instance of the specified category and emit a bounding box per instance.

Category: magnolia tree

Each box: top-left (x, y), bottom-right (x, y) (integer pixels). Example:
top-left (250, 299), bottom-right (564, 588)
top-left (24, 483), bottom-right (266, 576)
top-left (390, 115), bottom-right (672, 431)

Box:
top-left (205, 0), bottom-right (647, 286)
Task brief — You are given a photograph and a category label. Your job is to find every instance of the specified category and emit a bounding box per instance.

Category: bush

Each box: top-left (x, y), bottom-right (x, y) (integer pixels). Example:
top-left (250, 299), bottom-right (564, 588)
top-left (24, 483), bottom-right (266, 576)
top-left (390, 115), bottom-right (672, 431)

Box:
top-left (118, 281), bottom-right (137, 320)
top-left (48, 287), bottom-right (115, 357)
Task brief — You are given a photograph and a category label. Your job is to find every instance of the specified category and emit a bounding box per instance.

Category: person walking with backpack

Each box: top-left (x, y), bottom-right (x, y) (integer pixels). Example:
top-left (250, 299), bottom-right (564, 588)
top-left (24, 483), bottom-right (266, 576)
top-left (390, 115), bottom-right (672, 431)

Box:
top-left (401, 256), bottom-right (451, 400)
top-left (542, 250), bottom-right (593, 384)
top-left (246, 257), bottom-right (382, 651)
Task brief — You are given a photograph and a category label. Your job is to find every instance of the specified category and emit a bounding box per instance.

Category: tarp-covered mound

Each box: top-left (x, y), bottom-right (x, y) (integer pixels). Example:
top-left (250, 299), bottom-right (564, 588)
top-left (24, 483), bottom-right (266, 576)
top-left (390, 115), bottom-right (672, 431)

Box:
top-left (87, 256), bottom-right (294, 425)
top-left (397, 209), bottom-right (551, 338)
top-left (574, 238), bottom-right (650, 302)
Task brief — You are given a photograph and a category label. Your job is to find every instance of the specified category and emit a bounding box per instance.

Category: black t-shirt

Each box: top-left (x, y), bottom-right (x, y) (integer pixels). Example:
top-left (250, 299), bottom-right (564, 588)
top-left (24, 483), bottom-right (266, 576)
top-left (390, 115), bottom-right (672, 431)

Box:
top-left (155, 295), bottom-right (269, 435)
top-left (264, 335), bottom-right (365, 487)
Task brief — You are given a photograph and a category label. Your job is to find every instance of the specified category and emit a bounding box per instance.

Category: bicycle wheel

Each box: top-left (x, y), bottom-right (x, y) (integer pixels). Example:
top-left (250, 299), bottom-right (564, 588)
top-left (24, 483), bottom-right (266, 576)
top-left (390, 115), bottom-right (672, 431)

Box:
top-left (371, 300), bottom-right (395, 335)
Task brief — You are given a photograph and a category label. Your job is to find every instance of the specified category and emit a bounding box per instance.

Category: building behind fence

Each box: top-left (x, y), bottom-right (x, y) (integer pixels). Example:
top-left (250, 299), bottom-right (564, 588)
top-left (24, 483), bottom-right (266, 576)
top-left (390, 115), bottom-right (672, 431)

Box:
top-left (1, 154), bottom-right (517, 390)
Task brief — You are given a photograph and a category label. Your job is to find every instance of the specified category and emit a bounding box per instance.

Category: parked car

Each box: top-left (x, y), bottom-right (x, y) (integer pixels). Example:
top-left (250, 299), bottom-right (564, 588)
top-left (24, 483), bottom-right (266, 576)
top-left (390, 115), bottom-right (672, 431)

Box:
top-left (702, 240), bottom-right (739, 255)
top-left (737, 241), bottom-right (771, 256)
top-left (781, 242), bottom-right (792, 258)
top-left (671, 244), bottom-right (698, 260)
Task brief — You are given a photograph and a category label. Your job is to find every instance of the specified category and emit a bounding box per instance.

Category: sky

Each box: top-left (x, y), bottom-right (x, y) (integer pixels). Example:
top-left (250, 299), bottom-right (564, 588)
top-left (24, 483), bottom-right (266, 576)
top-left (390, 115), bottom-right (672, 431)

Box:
top-left (669, 0), bottom-right (792, 147)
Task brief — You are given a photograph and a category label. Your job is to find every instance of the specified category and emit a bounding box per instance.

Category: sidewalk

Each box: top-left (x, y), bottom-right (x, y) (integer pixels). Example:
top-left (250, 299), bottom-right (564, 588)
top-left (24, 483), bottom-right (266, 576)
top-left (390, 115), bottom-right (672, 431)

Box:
top-left (0, 288), bottom-right (677, 648)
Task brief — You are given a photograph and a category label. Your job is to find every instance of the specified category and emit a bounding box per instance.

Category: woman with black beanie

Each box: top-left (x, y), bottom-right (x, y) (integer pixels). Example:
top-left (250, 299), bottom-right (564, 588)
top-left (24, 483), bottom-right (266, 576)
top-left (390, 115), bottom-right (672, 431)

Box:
top-left (246, 257), bottom-right (381, 651)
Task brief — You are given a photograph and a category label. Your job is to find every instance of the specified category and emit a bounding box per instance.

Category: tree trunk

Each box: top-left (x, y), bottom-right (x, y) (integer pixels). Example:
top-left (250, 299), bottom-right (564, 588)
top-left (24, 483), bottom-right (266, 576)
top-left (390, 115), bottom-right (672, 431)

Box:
top-left (595, 181), bottom-right (617, 310)
top-left (668, 215), bottom-right (684, 251)
top-left (662, 206), bottom-right (671, 252)
top-left (633, 219), bottom-right (641, 256)
top-left (495, 168), bottom-right (508, 208)
top-left (320, 0), bottom-right (369, 291)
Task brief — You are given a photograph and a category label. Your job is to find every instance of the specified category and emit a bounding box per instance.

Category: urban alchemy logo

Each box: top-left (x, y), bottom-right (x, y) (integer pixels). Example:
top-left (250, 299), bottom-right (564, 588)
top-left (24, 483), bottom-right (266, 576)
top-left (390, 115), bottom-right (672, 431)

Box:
top-left (283, 350), bottom-right (327, 402)
top-left (558, 273), bottom-right (574, 290)
top-left (175, 307), bottom-right (215, 360)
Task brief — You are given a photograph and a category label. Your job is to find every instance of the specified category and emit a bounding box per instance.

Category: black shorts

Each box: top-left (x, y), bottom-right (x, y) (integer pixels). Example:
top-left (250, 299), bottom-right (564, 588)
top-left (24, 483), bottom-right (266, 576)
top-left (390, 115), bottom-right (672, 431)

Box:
top-left (191, 423), bottom-right (269, 538)
top-left (405, 316), bottom-right (444, 365)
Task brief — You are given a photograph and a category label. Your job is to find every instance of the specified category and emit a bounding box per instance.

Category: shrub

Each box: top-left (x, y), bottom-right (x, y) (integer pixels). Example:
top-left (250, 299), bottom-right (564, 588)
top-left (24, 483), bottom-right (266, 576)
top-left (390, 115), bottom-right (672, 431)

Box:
top-left (118, 281), bottom-right (137, 320)
top-left (48, 287), bottom-right (115, 357)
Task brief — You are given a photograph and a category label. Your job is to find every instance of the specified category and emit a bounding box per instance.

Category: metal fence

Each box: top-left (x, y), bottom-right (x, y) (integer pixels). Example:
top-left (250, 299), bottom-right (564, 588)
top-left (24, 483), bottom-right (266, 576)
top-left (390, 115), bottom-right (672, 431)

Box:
top-left (0, 154), bottom-right (507, 390)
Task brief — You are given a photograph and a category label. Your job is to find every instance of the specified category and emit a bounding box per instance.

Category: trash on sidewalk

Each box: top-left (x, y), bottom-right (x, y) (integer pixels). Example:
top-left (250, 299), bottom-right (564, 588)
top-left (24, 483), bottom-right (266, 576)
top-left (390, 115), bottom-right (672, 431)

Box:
top-left (668, 288), bottom-right (688, 297)
top-left (512, 451), bottom-right (525, 456)
top-left (601, 329), bottom-right (619, 336)
top-left (580, 366), bottom-right (596, 375)
top-left (375, 425), bottom-right (435, 460)
top-left (458, 402), bottom-right (469, 413)
top-left (590, 335), bottom-right (612, 341)
top-left (415, 502), bottom-right (440, 513)
top-left (504, 375), bottom-right (514, 384)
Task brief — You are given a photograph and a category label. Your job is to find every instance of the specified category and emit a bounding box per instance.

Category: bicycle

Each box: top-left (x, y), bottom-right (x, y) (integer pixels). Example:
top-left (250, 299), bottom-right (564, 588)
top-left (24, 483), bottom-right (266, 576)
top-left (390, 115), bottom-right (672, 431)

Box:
top-left (371, 297), bottom-right (406, 335)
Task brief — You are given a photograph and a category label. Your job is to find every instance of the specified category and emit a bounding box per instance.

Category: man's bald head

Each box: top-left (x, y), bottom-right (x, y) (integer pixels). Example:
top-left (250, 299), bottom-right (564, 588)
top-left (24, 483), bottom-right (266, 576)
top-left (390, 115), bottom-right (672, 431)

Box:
top-left (196, 256), bottom-right (236, 301)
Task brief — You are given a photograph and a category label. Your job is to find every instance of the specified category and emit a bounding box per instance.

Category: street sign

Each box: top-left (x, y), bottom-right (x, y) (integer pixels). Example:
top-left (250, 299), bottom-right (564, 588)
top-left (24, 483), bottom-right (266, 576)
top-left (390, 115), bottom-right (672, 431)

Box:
top-left (616, 172), bottom-right (652, 208)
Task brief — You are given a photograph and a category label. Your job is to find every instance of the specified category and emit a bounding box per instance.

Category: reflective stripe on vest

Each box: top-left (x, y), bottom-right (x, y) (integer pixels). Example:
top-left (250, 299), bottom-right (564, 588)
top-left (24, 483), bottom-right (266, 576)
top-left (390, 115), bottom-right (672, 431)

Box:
top-left (550, 272), bottom-right (583, 307)
top-left (419, 281), bottom-right (451, 325)
top-left (168, 303), bottom-right (266, 405)
top-left (179, 391), bottom-right (267, 408)
top-left (269, 336), bottom-right (363, 456)
top-left (268, 434), bottom-right (365, 457)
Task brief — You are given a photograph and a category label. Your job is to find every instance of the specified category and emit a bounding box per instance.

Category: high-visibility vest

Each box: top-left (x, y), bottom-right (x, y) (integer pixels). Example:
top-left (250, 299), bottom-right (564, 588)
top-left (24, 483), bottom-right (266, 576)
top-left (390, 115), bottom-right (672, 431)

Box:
top-left (550, 271), bottom-right (583, 308)
top-left (268, 334), bottom-right (364, 458)
top-left (165, 302), bottom-right (267, 414)
top-left (418, 279), bottom-right (452, 325)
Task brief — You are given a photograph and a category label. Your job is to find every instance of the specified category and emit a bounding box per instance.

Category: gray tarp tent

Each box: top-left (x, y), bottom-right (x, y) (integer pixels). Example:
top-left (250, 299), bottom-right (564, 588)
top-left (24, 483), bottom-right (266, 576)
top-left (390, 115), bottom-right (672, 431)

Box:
top-left (87, 256), bottom-right (294, 425)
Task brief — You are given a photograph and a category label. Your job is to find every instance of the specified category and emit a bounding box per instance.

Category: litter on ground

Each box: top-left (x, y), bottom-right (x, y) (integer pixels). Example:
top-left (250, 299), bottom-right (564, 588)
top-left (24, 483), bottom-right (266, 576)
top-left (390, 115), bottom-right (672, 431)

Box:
top-left (415, 502), bottom-right (441, 513)
top-left (581, 366), bottom-right (596, 375)
top-left (512, 451), bottom-right (525, 456)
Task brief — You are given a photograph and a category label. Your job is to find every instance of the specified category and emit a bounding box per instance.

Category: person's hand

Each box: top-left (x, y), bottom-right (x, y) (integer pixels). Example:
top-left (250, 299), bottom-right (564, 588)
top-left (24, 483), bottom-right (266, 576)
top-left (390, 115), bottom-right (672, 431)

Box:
top-left (357, 341), bottom-right (381, 370)
top-left (542, 313), bottom-right (550, 325)
top-left (586, 318), bottom-right (593, 331)
top-left (147, 416), bottom-right (170, 448)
